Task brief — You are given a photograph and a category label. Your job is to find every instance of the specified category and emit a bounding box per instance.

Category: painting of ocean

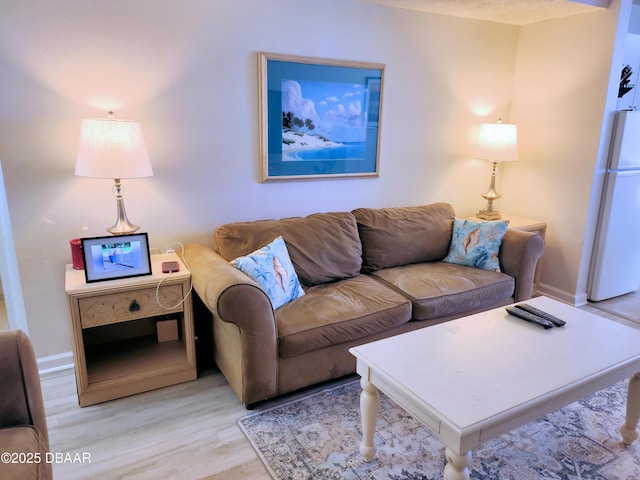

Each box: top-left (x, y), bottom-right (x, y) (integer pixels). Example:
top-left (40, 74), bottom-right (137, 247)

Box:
top-left (285, 142), bottom-right (365, 161)
top-left (260, 52), bottom-right (383, 180)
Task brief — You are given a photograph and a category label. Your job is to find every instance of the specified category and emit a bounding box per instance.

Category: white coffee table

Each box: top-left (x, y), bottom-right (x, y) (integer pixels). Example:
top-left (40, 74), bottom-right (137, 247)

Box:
top-left (349, 296), bottom-right (640, 480)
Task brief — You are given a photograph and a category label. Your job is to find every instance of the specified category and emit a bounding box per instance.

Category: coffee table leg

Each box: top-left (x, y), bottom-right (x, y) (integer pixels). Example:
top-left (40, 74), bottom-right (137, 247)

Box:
top-left (621, 373), bottom-right (640, 445)
top-left (444, 447), bottom-right (472, 480)
top-left (359, 377), bottom-right (379, 462)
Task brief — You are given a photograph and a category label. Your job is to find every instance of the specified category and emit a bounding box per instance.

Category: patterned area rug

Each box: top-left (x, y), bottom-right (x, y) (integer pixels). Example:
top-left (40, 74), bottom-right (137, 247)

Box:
top-left (238, 379), bottom-right (640, 479)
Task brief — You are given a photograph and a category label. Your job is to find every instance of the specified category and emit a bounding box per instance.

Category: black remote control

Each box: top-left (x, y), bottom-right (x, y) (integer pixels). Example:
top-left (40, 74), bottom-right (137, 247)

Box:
top-left (505, 306), bottom-right (554, 329)
top-left (515, 303), bottom-right (566, 327)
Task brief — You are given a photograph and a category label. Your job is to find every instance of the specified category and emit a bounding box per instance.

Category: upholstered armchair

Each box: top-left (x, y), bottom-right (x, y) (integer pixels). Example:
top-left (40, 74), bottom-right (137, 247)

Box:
top-left (0, 330), bottom-right (52, 480)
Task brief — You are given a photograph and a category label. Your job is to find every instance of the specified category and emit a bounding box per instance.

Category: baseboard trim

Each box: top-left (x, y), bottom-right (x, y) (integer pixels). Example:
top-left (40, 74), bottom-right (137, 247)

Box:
top-left (536, 283), bottom-right (586, 307)
top-left (37, 351), bottom-right (74, 375)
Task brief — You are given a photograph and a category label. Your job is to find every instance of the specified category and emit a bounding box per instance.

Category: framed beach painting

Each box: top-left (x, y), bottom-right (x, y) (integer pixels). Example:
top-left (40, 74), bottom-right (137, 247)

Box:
top-left (259, 52), bottom-right (385, 182)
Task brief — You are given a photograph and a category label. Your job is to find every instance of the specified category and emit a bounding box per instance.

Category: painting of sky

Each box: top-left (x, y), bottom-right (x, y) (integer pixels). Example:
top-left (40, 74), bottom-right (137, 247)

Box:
top-left (282, 79), bottom-right (368, 143)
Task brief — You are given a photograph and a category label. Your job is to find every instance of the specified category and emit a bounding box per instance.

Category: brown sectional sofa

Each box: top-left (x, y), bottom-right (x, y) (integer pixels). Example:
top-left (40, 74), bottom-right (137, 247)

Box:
top-left (184, 203), bottom-right (545, 407)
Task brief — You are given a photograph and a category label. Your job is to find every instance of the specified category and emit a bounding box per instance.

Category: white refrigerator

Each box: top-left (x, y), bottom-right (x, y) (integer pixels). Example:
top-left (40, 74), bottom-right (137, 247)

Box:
top-left (588, 110), bottom-right (640, 301)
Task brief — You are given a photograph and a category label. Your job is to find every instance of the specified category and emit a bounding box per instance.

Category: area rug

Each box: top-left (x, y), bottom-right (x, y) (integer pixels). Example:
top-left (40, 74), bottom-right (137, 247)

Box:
top-left (238, 379), bottom-right (640, 479)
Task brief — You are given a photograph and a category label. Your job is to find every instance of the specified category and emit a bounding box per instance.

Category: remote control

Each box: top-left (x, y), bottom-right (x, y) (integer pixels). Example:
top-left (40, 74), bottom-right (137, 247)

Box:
top-left (505, 306), bottom-right (554, 329)
top-left (515, 303), bottom-right (566, 327)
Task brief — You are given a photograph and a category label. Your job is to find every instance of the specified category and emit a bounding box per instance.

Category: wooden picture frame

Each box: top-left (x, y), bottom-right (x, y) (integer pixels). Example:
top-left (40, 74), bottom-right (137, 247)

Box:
top-left (259, 52), bottom-right (385, 182)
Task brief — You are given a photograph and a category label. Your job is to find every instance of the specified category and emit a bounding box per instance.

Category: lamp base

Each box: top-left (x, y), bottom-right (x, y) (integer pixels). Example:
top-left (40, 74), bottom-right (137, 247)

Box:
top-left (107, 218), bottom-right (140, 235)
top-left (476, 209), bottom-right (502, 220)
top-left (477, 161), bottom-right (502, 221)
top-left (108, 179), bottom-right (141, 235)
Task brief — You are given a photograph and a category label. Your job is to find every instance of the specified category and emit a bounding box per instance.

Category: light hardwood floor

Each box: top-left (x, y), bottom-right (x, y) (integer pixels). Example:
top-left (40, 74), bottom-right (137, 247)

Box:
top-left (42, 367), bottom-right (272, 479)
top-left (40, 292), bottom-right (640, 480)
top-left (585, 289), bottom-right (640, 327)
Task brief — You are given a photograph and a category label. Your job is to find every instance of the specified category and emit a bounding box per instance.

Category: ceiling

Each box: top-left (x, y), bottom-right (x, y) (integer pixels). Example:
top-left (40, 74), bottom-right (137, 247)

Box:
top-left (360, 0), bottom-right (612, 25)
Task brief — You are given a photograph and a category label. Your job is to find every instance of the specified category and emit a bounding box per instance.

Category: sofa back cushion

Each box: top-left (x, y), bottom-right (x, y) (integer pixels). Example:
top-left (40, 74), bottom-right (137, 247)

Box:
top-left (213, 212), bottom-right (362, 286)
top-left (352, 203), bottom-right (455, 272)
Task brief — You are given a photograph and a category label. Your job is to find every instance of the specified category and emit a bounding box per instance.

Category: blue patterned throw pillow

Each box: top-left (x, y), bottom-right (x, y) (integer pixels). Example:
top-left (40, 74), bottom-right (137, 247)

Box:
top-left (230, 236), bottom-right (305, 310)
top-left (443, 218), bottom-right (509, 272)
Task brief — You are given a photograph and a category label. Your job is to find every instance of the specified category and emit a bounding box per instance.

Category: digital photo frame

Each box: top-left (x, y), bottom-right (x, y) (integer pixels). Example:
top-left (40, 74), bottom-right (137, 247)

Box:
top-left (81, 233), bottom-right (152, 283)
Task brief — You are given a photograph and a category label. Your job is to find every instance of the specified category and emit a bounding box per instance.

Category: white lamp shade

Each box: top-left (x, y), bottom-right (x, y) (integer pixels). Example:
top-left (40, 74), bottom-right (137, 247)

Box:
top-left (474, 122), bottom-right (518, 163)
top-left (75, 117), bottom-right (153, 179)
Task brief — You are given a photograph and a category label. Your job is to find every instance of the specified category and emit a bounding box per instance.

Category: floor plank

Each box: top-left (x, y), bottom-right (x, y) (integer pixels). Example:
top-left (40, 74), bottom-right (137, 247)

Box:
top-left (41, 369), bottom-right (270, 480)
top-left (587, 289), bottom-right (640, 326)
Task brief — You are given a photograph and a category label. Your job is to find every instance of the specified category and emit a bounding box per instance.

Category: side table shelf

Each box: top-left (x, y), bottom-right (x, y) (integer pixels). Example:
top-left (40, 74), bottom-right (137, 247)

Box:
top-left (65, 253), bottom-right (196, 407)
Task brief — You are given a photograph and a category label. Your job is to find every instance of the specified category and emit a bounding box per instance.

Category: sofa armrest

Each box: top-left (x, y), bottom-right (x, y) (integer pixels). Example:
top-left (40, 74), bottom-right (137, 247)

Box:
top-left (499, 229), bottom-right (545, 302)
top-left (0, 330), bottom-right (52, 480)
top-left (183, 243), bottom-right (278, 405)
top-left (0, 330), bottom-right (49, 443)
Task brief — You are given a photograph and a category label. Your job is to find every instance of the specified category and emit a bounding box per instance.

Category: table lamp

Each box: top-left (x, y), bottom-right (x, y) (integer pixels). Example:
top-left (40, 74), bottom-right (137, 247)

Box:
top-left (473, 119), bottom-right (518, 220)
top-left (75, 112), bottom-right (153, 235)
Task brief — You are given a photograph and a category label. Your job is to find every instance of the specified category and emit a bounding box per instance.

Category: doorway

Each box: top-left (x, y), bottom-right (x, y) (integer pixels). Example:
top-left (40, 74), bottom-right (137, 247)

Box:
top-left (0, 161), bottom-right (28, 333)
top-left (0, 286), bottom-right (8, 330)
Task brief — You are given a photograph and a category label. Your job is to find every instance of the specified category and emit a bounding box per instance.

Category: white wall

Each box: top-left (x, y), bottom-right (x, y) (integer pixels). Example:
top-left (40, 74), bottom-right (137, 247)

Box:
top-left (0, 0), bottom-right (521, 358)
top-left (507, 0), bottom-right (626, 304)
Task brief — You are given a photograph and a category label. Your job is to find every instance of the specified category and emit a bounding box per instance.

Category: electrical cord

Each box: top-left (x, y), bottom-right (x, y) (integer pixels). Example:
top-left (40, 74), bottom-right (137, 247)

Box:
top-left (155, 241), bottom-right (193, 310)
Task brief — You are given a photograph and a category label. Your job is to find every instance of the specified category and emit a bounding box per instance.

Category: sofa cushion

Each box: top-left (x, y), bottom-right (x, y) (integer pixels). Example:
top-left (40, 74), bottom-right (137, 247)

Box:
top-left (213, 212), bottom-right (362, 286)
top-left (230, 236), bottom-right (305, 310)
top-left (0, 425), bottom-right (50, 480)
top-left (372, 262), bottom-right (514, 320)
top-left (352, 203), bottom-right (455, 272)
top-left (275, 275), bottom-right (412, 357)
top-left (443, 218), bottom-right (509, 272)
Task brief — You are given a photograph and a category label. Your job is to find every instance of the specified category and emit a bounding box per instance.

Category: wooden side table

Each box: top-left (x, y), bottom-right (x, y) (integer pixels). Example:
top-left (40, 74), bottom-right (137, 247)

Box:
top-left (468, 214), bottom-right (547, 292)
top-left (65, 253), bottom-right (196, 407)
top-left (500, 214), bottom-right (547, 239)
